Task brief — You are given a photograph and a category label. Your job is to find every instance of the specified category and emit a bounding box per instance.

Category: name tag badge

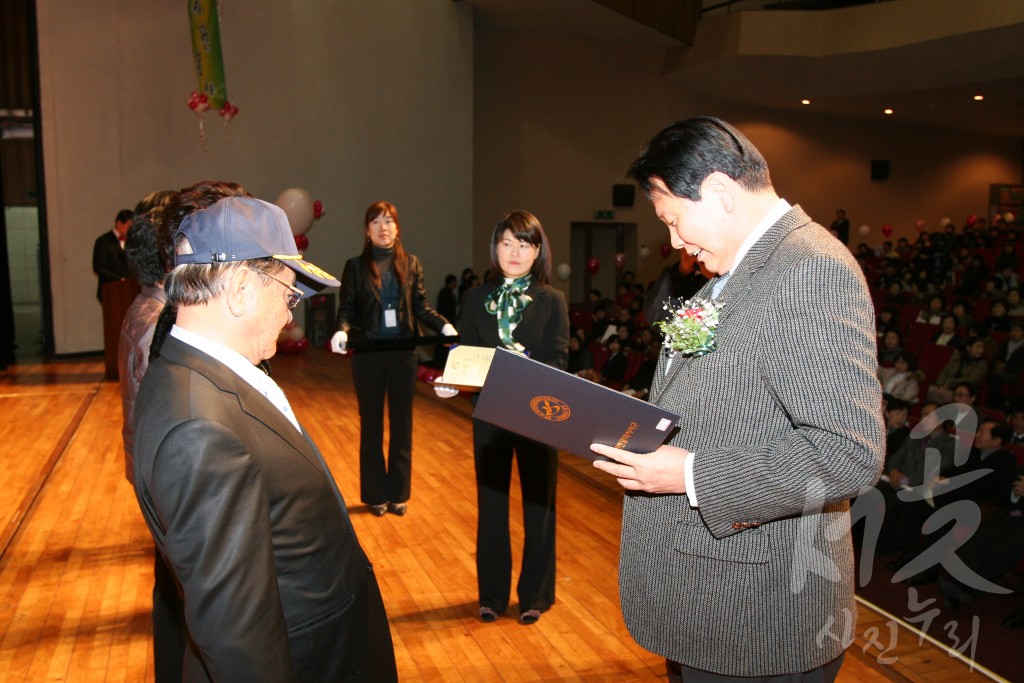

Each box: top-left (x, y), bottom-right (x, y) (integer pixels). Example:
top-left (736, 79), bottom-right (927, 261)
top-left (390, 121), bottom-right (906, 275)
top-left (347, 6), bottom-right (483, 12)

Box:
top-left (384, 308), bottom-right (398, 328)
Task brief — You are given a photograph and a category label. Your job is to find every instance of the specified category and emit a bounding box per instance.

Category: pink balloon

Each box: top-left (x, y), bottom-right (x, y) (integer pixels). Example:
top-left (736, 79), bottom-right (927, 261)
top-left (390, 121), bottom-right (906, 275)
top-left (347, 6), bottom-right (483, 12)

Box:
top-left (586, 257), bottom-right (600, 275)
top-left (274, 188), bottom-right (315, 236)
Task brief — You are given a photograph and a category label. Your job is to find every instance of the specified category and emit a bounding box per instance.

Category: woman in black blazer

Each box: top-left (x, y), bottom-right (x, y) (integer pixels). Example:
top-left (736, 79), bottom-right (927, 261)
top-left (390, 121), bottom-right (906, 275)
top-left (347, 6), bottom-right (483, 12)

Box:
top-left (437, 211), bottom-right (569, 625)
top-left (331, 201), bottom-right (455, 517)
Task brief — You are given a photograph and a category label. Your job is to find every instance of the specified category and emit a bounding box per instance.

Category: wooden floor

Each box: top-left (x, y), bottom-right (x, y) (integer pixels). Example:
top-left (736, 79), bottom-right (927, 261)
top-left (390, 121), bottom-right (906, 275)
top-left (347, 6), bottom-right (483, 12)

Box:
top-left (0, 350), bottom-right (1004, 682)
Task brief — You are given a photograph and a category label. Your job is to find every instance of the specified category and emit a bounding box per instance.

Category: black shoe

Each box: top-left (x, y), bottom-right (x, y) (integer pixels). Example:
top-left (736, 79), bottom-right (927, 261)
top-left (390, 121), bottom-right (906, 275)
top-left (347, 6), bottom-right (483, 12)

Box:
top-left (387, 502), bottom-right (408, 516)
top-left (519, 609), bottom-right (542, 625)
top-left (1003, 607), bottom-right (1024, 629)
top-left (479, 606), bottom-right (499, 623)
top-left (369, 503), bottom-right (388, 517)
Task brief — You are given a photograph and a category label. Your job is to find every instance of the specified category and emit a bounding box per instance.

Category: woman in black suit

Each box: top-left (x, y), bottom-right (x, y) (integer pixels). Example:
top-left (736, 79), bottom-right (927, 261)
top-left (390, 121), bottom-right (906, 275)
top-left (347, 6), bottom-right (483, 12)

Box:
top-left (436, 211), bottom-right (569, 625)
top-left (331, 201), bottom-right (456, 517)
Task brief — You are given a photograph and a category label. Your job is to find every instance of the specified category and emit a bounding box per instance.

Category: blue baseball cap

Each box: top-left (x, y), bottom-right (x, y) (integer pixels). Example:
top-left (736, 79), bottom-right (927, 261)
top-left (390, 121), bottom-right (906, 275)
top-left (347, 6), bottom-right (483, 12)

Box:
top-left (175, 196), bottom-right (339, 295)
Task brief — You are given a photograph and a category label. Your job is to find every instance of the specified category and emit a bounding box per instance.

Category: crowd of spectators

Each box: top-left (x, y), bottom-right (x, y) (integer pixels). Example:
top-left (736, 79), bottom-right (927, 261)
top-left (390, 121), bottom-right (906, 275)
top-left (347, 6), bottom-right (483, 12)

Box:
top-left (857, 216), bottom-right (1024, 629)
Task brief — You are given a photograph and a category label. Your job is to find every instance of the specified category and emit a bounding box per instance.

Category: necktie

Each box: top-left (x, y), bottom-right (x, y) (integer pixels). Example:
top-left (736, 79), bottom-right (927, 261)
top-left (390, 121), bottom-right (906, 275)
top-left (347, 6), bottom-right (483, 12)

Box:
top-left (257, 376), bottom-right (301, 433)
top-left (711, 272), bottom-right (731, 299)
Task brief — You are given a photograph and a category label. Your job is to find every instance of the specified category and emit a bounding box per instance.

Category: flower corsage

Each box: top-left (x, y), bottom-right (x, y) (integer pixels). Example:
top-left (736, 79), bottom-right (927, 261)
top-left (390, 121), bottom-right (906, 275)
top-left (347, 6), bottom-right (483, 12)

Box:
top-left (655, 297), bottom-right (723, 357)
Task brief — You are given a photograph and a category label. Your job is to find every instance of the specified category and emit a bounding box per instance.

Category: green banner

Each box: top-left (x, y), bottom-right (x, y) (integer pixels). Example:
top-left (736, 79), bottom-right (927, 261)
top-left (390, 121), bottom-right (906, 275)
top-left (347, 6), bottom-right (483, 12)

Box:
top-left (188, 0), bottom-right (228, 111)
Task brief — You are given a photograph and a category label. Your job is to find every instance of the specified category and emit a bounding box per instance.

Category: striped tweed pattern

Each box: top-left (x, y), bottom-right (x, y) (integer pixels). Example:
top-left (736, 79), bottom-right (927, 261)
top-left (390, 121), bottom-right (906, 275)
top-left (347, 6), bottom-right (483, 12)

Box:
top-left (621, 206), bottom-right (884, 677)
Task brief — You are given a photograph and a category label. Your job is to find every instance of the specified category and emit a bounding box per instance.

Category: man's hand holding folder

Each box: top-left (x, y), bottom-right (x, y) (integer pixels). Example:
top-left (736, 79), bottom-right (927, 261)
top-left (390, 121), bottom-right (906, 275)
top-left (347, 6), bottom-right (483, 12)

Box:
top-left (590, 442), bottom-right (689, 494)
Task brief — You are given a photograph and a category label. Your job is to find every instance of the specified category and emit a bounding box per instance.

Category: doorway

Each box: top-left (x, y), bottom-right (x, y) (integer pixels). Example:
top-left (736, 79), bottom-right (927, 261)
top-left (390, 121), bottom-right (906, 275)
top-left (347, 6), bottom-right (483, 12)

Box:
top-left (1, 0), bottom-right (49, 364)
top-left (568, 222), bottom-right (637, 306)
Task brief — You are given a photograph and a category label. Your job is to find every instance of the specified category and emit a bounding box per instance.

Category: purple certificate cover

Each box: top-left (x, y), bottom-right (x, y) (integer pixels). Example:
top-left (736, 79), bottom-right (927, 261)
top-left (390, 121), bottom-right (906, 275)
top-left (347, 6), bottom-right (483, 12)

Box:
top-left (473, 348), bottom-right (679, 462)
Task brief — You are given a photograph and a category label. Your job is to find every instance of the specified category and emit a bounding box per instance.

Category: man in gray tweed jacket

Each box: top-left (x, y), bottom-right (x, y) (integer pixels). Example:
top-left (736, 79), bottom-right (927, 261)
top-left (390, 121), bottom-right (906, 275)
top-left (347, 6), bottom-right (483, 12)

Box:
top-left (592, 117), bottom-right (884, 682)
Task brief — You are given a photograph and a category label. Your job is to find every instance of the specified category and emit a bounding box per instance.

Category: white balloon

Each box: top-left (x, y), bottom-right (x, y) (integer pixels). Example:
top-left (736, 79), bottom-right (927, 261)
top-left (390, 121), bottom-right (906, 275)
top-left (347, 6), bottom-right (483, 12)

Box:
top-left (940, 216), bottom-right (952, 227)
top-left (639, 244), bottom-right (650, 259)
top-left (858, 224), bottom-right (870, 236)
top-left (274, 188), bottom-right (315, 236)
top-left (556, 263), bottom-right (571, 281)
top-left (1004, 212), bottom-right (1015, 223)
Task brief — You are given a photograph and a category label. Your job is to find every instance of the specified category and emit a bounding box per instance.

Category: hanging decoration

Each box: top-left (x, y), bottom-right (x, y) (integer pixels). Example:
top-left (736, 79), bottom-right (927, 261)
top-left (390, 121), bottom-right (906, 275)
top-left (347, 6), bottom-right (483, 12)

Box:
top-left (187, 0), bottom-right (239, 147)
top-left (556, 263), bottom-right (571, 282)
top-left (659, 243), bottom-right (673, 259)
top-left (613, 252), bottom-right (627, 270)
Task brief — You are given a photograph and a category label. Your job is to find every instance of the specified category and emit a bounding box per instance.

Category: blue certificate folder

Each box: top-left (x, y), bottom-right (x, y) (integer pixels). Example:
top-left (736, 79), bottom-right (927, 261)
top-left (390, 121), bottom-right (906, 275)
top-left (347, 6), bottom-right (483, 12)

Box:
top-left (473, 348), bottom-right (680, 462)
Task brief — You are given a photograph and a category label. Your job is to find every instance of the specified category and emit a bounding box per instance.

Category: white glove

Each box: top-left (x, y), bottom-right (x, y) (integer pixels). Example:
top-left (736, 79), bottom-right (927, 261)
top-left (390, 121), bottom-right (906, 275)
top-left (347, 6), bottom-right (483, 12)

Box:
top-left (330, 330), bottom-right (348, 354)
top-left (441, 323), bottom-right (457, 337)
top-left (433, 377), bottom-right (459, 399)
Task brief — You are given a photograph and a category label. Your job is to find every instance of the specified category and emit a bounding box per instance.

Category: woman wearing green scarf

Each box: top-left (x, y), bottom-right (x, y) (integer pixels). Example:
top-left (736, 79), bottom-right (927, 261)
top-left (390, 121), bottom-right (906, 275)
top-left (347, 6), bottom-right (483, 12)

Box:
top-left (438, 211), bottom-right (569, 625)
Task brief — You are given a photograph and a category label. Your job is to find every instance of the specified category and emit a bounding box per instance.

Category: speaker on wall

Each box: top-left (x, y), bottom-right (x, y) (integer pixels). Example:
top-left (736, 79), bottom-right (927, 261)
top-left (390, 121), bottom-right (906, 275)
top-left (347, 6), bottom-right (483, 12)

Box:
top-left (871, 159), bottom-right (890, 181)
top-left (612, 184), bottom-right (635, 207)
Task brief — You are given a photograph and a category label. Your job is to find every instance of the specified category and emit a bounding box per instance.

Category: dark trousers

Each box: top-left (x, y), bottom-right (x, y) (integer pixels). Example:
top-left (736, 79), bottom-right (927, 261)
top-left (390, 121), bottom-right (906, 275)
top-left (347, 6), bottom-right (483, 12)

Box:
top-left (955, 511), bottom-right (1024, 586)
top-left (352, 349), bottom-right (417, 505)
top-left (667, 652), bottom-right (844, 682)
top-left (472, 419), bottom-right (558, 613)
top-left (153, 548), bottom-right (186, 682)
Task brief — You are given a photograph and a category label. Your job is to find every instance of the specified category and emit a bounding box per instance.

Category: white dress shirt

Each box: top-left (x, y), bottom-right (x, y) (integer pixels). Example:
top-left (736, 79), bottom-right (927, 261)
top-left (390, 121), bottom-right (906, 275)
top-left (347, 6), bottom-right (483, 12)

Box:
top-left (170, 325), bottom-right (302, 433)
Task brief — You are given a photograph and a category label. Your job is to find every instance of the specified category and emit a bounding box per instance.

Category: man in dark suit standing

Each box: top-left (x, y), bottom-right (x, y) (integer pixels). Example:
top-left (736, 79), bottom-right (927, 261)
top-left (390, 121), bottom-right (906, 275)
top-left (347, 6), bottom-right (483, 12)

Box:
top-left (592, 117), bottom-right (883, 682)
top-left (830, 209), bottom-right (850, 245)
top-left (92, 208), bottom-right (134, 301)
top-left (132, 197), bottom-right (397, 682)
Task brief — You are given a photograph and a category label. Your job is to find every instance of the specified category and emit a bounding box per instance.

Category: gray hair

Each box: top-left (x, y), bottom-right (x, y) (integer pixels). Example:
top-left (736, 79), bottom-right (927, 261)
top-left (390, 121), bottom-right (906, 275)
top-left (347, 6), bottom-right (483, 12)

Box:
top-left (164, 234), bottom-right (282, 307)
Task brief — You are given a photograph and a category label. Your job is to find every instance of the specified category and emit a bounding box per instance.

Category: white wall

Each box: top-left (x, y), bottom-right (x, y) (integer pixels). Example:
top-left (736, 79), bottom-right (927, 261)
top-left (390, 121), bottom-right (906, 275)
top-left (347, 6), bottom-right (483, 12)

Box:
top-left (37, 0), bottom-right (475, 354)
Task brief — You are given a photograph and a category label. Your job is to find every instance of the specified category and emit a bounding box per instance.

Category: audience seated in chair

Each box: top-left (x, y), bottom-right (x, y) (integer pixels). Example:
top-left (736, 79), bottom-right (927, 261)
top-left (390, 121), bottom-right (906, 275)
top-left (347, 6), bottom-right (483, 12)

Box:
top-left (878, 352), bottom-right (921, 404)
top-left (925, 340), bottom-right (989, 405)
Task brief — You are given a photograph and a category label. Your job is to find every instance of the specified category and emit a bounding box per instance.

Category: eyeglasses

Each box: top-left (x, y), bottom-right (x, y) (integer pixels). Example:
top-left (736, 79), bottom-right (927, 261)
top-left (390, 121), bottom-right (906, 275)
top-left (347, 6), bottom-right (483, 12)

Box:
top-left (259, 269), bottom-right (303, 310)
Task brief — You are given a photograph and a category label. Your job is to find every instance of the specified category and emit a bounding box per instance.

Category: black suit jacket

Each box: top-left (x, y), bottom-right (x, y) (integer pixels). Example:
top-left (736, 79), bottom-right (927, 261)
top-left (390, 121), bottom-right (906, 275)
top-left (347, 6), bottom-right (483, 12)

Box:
top-left (944, 447), bottom-right (1019, 505)
top-left (133, 336), bottom-right (393, 682)
top-left (92, 230), bottom-right (131, 300)
top-left (335, 252), bottom-right (448, 341)
top-left (457, 280), bottom-right (569, 370)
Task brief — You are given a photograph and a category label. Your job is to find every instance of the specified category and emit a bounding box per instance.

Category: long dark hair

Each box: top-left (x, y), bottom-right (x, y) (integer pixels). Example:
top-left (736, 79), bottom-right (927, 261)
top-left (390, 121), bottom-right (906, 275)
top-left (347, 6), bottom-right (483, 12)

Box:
top-left (360, 201), bottom-right (409, 291)
top-left (487, 210), bottom-right (552, 285)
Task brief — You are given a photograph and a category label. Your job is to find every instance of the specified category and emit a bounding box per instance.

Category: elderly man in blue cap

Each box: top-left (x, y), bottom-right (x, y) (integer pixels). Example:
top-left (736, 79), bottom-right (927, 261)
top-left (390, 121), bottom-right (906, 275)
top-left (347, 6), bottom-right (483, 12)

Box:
top-left (132, 196), bottom-right (397, 682)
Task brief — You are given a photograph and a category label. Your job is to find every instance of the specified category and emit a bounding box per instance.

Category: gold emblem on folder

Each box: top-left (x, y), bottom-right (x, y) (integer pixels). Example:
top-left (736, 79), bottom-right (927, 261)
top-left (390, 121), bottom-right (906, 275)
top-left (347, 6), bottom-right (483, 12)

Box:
top-left (530, 396), bottom-right (571, 422)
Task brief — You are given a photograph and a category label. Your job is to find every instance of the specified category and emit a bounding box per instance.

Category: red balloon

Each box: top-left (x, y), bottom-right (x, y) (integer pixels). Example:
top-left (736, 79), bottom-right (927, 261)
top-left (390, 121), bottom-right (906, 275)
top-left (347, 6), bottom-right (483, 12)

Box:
top-left (613, 252), bottom-right (627, 271)
top-left (294, 234), bottom-right (309, 251)
top-left (882, 224), bottom-right (893, 237)
top-left (659, 243), bottom-right (673, 259)
top-left (966, 214), bottom-right (977, 227)
top-left (586, 257), bottom-right (600, 275)
top-left (278, 339), bottom-right (299, 354)
top-left (915, 219), bottom-right (925, 231)
top-left (295, 337), bottom-right (309, 352)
